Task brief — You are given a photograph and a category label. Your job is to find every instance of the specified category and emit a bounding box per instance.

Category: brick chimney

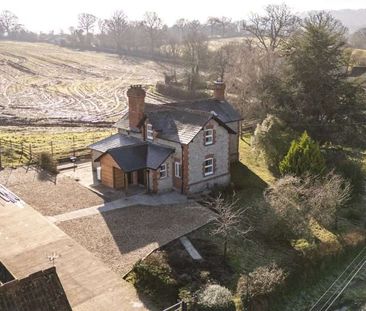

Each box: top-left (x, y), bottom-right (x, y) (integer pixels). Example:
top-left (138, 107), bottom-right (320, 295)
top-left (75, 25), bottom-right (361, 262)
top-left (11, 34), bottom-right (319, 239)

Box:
top-left (127, 85), bottom-right (146, 130)
top-left (213, 78), bottom-right (226, 101)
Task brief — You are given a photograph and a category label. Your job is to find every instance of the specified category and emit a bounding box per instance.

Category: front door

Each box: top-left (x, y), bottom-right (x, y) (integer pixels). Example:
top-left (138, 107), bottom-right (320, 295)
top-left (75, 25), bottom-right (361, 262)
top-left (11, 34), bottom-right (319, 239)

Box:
top-left (137, 169), bottom-right (145, 185)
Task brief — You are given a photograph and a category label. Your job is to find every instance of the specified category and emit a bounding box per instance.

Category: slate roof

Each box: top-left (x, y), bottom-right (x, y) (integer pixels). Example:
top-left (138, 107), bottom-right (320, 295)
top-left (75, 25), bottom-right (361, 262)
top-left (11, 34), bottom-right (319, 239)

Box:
top-left (89, 133), bottom-right (140, 152)
top-left (0, 267), bottom-right (72, 311)
top-left (162, 99), bottom-right (243, 123)
top-left (96, 142), bottom-right (175, 172)
top-left (114, 101), bottom-right (237, 144)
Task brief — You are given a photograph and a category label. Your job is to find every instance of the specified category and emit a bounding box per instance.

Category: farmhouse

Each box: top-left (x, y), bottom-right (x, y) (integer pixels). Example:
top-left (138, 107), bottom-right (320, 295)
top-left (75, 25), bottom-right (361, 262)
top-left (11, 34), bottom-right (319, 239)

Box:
top-left (90, 80), bottom-right (242, 194)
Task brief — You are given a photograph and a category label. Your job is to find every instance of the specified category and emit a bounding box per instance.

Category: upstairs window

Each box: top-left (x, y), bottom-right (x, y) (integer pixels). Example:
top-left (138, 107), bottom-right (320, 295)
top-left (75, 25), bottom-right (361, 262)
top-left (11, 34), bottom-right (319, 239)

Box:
top-left (146, 123), bottom-right (153, 140)
top-left (175, 162), bottom-right (182, 178)
top-left (204, 129), bottom-right (214, 145)
top-left (160, 164), bottom-right (167, 179)
top-left (204, 158), bottom-right (214, 176)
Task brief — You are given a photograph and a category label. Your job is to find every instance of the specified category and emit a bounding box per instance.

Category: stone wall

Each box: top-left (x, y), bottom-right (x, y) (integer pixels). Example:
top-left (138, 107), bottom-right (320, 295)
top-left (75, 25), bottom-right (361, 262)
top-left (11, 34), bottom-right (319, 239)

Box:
top-left (187, 119), bottom-right (230, 193)
top-left (226, 121), bottom-right (240, 162)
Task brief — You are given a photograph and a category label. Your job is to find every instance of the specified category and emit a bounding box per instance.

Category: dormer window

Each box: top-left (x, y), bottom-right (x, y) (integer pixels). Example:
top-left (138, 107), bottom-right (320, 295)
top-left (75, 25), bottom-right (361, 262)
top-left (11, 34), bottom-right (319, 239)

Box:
top-left (146, 123), bottom-right (153, 140)
top-left (204, 129), bottom-right (214, 145)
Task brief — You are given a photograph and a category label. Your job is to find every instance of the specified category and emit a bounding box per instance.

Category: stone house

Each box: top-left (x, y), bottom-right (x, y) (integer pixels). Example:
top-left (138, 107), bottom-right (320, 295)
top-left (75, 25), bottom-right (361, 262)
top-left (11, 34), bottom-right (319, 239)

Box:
top-left (90, 80), bottom-right (242, 194)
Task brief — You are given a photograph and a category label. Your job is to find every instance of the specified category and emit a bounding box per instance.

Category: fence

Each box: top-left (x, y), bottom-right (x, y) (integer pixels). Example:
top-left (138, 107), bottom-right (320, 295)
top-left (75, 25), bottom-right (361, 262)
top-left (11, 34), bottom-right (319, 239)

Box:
top-left (0, 132), bottom-right (113, 168)
top-left (162, 301), bottom-right (187, 311)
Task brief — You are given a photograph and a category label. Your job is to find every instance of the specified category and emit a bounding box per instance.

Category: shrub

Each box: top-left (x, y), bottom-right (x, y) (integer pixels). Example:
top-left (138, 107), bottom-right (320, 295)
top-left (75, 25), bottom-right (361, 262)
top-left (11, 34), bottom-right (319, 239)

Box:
top-left (156, 82), bottom-right (209, 100)
top-left (128, 256), bottom-right (179, 308)
top-left (237, 263), bottom-right (287, 300)
top-left (37, 152), bottom-right (58, 174)
top-left (196, 284), bottom-right (235, 311)
top-left (279, 131), bottom-right (326, 176)
top-left (252, 115), bottom-right (297, 175)
top-left (335, 158), bottom-right (364, 196)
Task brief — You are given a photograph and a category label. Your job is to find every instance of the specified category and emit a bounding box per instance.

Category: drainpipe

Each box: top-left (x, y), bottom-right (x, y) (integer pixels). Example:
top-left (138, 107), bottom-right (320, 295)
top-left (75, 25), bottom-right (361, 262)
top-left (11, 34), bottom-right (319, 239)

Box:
top-left (146, 169), bottom-right (150, 193)
top-left (181, 145), bottom-right (184, 194)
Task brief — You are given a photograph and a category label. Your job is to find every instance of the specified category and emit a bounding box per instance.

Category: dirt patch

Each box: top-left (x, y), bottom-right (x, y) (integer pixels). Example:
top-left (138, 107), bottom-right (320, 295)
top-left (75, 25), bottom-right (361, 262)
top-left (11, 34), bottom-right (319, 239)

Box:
top-left (0, 167), bottom-right (104, 216)
top-left (58, 204), bottom-right (214, 276)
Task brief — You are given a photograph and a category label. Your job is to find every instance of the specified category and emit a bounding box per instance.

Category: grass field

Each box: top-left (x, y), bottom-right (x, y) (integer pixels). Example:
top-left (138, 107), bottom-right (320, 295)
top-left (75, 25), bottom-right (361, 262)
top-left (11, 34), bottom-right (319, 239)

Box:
top-left (0, 127), bottom-right (115, 167)
top-left (0, 41), bottom-right (174, 127)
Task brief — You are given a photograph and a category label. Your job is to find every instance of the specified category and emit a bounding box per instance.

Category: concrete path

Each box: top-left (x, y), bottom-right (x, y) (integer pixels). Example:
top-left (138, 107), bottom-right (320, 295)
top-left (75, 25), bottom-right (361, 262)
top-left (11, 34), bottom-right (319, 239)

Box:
top-left (48, 191), bottom-right (188, 223)
top-left (180, 236), bottom-right (202, 260)
top-left (0, 200), bottom-right (153, 311)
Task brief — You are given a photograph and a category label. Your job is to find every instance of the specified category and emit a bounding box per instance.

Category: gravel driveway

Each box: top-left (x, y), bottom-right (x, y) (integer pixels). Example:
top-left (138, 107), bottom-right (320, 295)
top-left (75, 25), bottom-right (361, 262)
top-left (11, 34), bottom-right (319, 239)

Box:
top-left (58, 203), bottom-right (214, 276)
top-left (0, 167), bottom-right (105, 216)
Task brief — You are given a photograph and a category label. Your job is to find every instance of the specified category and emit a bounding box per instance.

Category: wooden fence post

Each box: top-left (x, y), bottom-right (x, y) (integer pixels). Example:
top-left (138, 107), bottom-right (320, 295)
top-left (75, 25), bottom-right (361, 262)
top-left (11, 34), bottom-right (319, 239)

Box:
top-left (72, 136), bottom-right (76, 157)
top-left (50, 141), bottom-right (54, 157)
top-left (0, 140), bottom-right (2, 169)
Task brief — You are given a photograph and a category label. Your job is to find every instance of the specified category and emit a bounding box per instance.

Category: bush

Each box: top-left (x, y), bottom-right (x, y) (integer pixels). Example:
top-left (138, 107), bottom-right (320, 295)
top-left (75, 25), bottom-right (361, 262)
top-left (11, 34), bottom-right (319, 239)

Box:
top-left (156, 82), bottom-right (209, 100)
top-left (196, 284), bottom-right (235, 311)
top-left (237, 263), bottom-right (287, 300)
top-left (38, 152), bottom-right (58, 174)
top-left (325, 150), bottom-right (365, 197)
top-left (252, 115), bottom-right (297, 175)
top-left (279, 131), bottom-right (326, 176)
top-left (128, 256), bottom-right (179, 308)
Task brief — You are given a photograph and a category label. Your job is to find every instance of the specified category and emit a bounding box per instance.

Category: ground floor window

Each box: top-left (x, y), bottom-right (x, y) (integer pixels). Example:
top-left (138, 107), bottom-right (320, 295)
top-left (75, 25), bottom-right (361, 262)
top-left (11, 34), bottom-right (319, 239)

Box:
top-left (175, 162), bottom-right (181, 178)
top-left (204, 158), bottom-right (214, 176)
top-left (160, 163), bottom-right (167, 179)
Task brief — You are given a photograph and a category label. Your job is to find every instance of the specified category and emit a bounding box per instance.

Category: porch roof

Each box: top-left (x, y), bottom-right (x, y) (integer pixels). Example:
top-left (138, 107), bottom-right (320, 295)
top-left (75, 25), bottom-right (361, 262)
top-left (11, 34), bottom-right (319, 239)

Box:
top-left (96, 142), bottom-right (175, 172)
top-left (88, 133), bottom-right (140, 153)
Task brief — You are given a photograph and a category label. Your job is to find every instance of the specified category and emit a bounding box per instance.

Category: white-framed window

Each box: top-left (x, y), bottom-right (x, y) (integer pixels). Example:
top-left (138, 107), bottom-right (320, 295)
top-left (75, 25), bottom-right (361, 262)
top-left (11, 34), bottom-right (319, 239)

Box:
top-left (175, 162), bottom-right (182, 178)
top-left (204, 158), bottom-right (214, 176)
top-left (146, 123), bottom-right (154, 140)
top-left (159, 163), bottom-right (167, 179)
top-left (204, 129), bottom-right (214, 145)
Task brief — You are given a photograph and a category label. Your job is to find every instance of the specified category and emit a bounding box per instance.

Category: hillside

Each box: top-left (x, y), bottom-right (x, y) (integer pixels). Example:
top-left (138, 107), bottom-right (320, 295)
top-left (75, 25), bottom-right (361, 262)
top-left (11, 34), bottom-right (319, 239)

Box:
top-left (0, 41), bottom-right (173, 127)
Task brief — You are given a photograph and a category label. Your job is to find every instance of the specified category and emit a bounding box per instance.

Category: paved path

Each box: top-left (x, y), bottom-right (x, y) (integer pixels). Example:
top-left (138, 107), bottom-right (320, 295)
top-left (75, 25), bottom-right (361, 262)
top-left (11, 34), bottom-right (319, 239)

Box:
top-left (0, 199), bottom-right (154, 311)
top-left (48, 191), bottom-right (188, 223)
top-left (180, 236), bottom-right (202, 260)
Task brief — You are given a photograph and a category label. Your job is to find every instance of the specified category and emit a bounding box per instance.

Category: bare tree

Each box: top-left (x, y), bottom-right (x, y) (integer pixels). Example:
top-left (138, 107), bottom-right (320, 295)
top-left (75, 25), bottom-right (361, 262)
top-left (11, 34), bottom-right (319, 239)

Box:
top-left (0, 10), bottom-right (21, 36)
top-left (78, 13), bottom-right (97, 35)
top-left (209, 193), bottom-right (252, 261)
top-left (207, 17), bottom-right (219, 37)
top-left (182, 20), bottom-right (208, 91)
top-left (143, 11), bottom-right (164, 54)
top-left (105, 10), bottom-right (128, 54)
top-left (243, 4), bottom-right (299, 52)
top-left (217, 16), bottom-right (232, 36)
top-left (211, 42), bottom-right (237, 80)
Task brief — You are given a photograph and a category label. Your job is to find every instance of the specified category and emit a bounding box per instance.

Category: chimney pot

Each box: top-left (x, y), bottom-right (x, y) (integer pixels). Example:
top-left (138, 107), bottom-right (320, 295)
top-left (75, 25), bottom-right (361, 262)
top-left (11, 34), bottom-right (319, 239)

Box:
top-left (213, 78), bottom-right (226, 101)
top-left (127, 85), bottom-right (146, 130)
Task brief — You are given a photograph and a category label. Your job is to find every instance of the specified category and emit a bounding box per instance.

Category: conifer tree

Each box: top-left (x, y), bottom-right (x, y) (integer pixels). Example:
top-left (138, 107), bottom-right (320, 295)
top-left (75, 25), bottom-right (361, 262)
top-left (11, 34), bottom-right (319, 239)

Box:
top-left (279, 131), bottom-right (326, 176)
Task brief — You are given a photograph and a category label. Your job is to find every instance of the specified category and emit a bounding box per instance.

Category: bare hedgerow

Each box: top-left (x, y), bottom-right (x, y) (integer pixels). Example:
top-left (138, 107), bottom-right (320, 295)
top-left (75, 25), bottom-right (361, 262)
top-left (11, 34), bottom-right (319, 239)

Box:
top-left (264, 172), bottom-right (351, 238)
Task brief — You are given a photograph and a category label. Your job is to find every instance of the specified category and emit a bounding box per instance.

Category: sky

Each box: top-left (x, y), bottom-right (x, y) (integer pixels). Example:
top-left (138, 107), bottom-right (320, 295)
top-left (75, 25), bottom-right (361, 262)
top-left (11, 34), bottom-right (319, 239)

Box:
top-left (1, 0), bottom-right (366, 33)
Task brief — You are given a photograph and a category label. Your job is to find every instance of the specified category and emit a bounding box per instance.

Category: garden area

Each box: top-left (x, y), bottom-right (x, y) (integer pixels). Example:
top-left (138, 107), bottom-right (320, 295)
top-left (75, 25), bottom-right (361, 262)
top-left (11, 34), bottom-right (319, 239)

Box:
top-left (126, 130), bottom-right (366, 310)
top-left (124, 11), bottom-right (366, 310)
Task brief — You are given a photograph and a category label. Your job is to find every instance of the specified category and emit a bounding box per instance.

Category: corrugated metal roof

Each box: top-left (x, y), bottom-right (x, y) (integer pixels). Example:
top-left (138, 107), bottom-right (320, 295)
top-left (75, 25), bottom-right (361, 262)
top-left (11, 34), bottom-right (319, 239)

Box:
top-left (88, 133), bottom-right (140, 152)
top-left (100, 142), bottom-right (174, 172)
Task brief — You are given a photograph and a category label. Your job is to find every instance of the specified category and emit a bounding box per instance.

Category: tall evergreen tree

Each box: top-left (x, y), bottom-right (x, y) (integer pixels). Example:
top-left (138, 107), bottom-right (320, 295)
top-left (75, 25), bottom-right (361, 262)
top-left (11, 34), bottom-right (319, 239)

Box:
top-left (262, 12), bottom-right (366, 145)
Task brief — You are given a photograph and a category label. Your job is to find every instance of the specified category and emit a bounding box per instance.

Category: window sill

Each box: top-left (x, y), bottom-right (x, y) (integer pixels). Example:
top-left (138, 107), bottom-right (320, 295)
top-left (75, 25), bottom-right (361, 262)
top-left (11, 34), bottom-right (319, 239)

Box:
top-left (204, 172), bottom-right (214, 177)
top-left (204, 142), bottom-right (214, 146)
